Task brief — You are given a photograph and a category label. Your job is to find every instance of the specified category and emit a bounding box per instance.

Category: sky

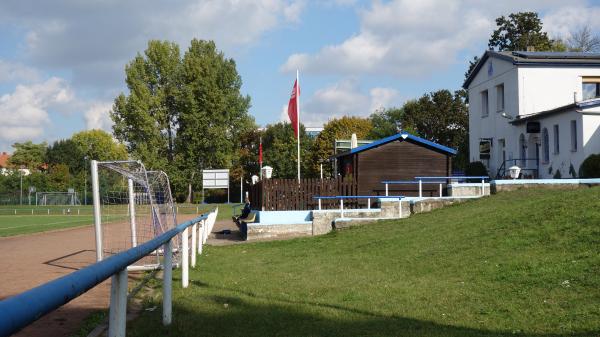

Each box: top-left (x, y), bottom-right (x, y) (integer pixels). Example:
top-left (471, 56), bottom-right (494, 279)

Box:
top-left (1, 0), bottom-right (600, 152)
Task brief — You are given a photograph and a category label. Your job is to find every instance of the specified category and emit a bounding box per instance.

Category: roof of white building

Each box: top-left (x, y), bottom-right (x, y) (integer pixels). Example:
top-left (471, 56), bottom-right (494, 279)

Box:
top-left (510, 98), bottom-right (600, 124)
top-left (464, 51), bottom-right (600, 88)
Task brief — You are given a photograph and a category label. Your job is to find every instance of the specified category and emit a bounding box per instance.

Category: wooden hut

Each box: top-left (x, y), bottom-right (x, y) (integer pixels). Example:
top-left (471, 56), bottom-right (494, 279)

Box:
top-left (334, 132), bottom-right (457, 196)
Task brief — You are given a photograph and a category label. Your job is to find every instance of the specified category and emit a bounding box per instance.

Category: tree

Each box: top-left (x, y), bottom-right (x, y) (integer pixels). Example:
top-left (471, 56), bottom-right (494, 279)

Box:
top-left (370, 90), bottom-right (469, 170)
top-left (488, 12), bottom-right (553, 52)
top-left (368, 108), bottom-right (416, 139)
top-left (261, 123), bottom-right (313, 179)
top-left (112, 39), bottom-right (254, 201)
top-left (310, 117), bottom-right (372, 177)
top-left (47, 139), bottom-right (85, 174)
top-left (8, 141), bottom-right (47, 169)
top-left (71, 130), bottom-right (128, 162)
top-left (567, 26), bottom-right (600, 52)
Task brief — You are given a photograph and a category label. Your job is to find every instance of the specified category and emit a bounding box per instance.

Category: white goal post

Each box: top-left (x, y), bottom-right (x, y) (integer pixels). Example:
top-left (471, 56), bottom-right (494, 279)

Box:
top-left (35, 191), bottom-right (81, 206)
top-left (91, 160), bottom-right (179, 271)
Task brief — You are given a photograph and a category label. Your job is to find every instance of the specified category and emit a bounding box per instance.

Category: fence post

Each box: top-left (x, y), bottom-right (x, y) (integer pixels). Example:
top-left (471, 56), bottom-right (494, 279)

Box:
top-left (385, 183), bottom-right (389, 196)
top-left (108, 268), bottom-right (128, 337)
top-left (198, 220), bottom-right (204, 255)
top-left (163, 239), bottom-right (173, 326)
top-left (367, 198), bottom-right (371, 209)
top-left (481, 179), bottom-right (485, 196)
top-left (340, 199), bottom-right (344, 218)
top-left (318, 198), bottom-right (322, 210)
top-left (418, 179), bottom-right (422, 198)
top-left (182, 228), bottom-right (189, 288)
top-left (191, 223), bottom-right (197, 268)
top-left (439, 183), bottom-right (442, 198)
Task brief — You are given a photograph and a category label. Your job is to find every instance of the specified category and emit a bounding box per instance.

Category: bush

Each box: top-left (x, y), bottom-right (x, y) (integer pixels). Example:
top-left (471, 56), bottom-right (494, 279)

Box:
top-left (465, 161), bottom-right (489, 182)
top-left (579, 154), bottom-right (600, 178)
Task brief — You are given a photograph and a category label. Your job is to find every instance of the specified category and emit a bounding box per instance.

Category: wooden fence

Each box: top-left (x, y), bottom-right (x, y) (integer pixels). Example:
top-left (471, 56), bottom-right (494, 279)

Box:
top-left (249, 178), bottom-right (358, 211)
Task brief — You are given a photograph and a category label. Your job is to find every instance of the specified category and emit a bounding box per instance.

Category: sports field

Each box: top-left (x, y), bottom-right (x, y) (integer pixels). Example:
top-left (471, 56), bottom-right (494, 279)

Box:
top-left (128, 188), bottom-right (600, 337)
top-left (0, 203), bottom-right (238, 237)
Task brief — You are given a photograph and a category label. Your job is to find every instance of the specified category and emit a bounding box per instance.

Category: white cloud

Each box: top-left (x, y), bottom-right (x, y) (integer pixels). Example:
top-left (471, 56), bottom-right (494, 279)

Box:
top-left (0, 0), bottom-right (304, 90)
top-left (0, 60), bottom-right (40, 83)
top-left (299, 78), bottom-right (400, 125)
top-left (0, 77), bottom-right (74, 148)
top-left (543, 5), bottom-right (600, 39)
top-left (281, 0), bottom-right (590, 77)
top-left (84, 102), bottom-right (113, 131)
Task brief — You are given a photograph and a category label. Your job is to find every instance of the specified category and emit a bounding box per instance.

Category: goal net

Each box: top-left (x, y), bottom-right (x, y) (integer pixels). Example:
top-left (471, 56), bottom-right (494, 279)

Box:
top-left (92, 160), bottom-right (179, 270)
top-left (36, 192), bottom-right (81, 206)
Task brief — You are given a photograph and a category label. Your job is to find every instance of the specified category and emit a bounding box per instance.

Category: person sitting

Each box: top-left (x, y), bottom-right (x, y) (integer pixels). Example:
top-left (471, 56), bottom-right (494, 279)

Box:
top-left (232, 197), bottom-right (251, 228)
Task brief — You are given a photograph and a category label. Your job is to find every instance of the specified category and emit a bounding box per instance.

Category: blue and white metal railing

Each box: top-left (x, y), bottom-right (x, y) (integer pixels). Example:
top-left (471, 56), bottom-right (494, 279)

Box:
top-left (414, 176), bottom-right (490, 197)
top-left (0, 210), bottom-right (216, 337)
top-left (313, 195), bottom-right (404, 218)
top-left (381, 180), bottom-right (446, 197)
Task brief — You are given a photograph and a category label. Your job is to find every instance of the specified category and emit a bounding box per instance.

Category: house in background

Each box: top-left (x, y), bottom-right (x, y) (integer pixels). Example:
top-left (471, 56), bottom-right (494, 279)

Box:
top-left (334, 132), bottom-right (456, 196)
top-left (0, 152), bottom-right (10, 176)
top-left (464, 51), bottom-right (600, 178)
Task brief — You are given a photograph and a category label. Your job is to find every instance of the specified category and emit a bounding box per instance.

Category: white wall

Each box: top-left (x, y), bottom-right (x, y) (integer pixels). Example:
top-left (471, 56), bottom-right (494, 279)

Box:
top-left (517, 67), bottom-right (600, 116)
top-left (468, 57), bottom-right (518, 175)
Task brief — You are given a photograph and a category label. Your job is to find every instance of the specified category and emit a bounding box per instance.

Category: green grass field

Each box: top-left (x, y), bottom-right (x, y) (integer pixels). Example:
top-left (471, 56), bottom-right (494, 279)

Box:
top-left (0, 203), bottom-right (238, 237)
top-left (127, 188), bottom-right (600, 337)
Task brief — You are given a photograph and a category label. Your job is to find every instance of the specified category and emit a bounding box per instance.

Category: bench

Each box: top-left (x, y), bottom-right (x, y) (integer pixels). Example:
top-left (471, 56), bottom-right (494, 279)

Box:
top-left (235, 211), bottom-right (257, 240)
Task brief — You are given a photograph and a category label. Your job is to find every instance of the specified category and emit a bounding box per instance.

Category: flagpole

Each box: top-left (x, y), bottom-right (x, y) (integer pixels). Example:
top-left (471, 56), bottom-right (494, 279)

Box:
top-left (296, 69), bottom-right (301, 183)
top-left (259, 136), bottom-right (263, 180)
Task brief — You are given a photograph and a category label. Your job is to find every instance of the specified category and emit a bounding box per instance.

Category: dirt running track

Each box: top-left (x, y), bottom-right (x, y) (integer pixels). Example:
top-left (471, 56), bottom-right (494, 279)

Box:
top-left (0, 214), bottom-right (205, 337)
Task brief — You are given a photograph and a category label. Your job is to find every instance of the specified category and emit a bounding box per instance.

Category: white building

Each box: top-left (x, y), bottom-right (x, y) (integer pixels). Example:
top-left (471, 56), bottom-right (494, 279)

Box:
top-left (464, 51), bottom-right (600, 178)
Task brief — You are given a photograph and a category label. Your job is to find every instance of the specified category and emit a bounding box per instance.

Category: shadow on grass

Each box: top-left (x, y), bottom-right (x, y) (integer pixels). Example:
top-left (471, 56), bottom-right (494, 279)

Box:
top-left (126, 280), bottom-right (600, 337)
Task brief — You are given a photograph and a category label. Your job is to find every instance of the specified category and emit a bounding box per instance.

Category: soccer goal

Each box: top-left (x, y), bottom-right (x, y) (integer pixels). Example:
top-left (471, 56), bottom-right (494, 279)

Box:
top-left (36, 191), bottom-right (81, 206)
top-left (91, 160), bottom-right (179, 270)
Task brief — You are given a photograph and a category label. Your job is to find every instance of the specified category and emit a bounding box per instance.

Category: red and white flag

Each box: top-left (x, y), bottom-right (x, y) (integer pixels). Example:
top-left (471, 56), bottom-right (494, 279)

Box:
top-left (287, 79), bottom-right (300, 137)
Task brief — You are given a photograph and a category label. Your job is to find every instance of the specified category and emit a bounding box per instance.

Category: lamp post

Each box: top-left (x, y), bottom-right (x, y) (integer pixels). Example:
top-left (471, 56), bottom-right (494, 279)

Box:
top-left (19, 167), bottom-right (23, 205)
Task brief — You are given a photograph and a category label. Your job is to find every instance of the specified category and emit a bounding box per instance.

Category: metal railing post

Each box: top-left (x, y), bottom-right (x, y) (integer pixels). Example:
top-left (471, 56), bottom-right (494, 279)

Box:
top-left (439, 183), bottom-right (442, 198)
top-left (385, 183), bottom-right (389, 196)
top-left (198, 220), bottom-right (204, 255)
top-left (418, 179), bottom-right (422, 198)
top-left (108, 268), bottom-right (128, 337)
top-left (367, 198), bottom-right (371, 209)
top-left (481, 179), bottom-right (485, 196)
top-left (163, 240), bottom-right (173, 326)
top-left (182, 228), bottom-right (189, 288)
top-left (340, 199), bottom-right (344, 218)
top-left (191, 223), bottom-right (197, 268)
top-left (318, 198), bottom-right (322, 210)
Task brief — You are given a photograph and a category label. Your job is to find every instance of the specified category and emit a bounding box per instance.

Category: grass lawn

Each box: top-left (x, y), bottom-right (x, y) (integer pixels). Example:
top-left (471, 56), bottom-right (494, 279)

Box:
top-left (128, 188), bottom-right (600, 337)
top-left (0, 203), bottom-right (237, 237)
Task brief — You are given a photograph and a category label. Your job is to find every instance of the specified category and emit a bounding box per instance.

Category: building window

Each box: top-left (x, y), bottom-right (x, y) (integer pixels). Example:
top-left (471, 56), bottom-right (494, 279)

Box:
top-left (570, 120), bottom-right (577, 151)
top-left (553, 124), bottom-right (560, 154)
top-left (496, 84), bottom-right (504, 112)
top-left (481, 90), bottom-right (489, 117)
top-left (542, 128), bottom-right (549, 162)
top-left (582, 77), bottom-right (600, 100)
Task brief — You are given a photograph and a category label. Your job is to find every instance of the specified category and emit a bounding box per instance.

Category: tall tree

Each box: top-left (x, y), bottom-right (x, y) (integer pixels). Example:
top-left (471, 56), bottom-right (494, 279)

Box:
top-left (368, 108), bottom-right (415, 139)
top-left (567, 26), bottom-right (600, 52)
top-left (112, 39), bottom-right (254, 201)
top-left (261, 123), bottom-right (313, 179)
top-left (71, 130), bottom-right (128, 162)
top-left (112, 40), bottom-right (181, 173)
top-left (488, 12), bottom-right (553, 51)
top-left (47, 139), bottom-right (85, 174)
top-left (310, 117), bottom-right (373, 178)
top-left (8, 141), bottom-right (47, 169)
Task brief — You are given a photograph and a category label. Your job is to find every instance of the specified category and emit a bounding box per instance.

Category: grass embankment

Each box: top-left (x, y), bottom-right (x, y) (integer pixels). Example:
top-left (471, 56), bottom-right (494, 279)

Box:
top-left (0, 203), bottom-right (237, 237)
top-left (129, 188), bottom-right (600, 337)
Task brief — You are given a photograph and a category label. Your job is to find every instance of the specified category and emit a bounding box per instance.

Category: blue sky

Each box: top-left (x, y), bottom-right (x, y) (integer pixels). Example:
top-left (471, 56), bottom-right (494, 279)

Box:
top-left (1, 0), bottom-right (600, 151)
